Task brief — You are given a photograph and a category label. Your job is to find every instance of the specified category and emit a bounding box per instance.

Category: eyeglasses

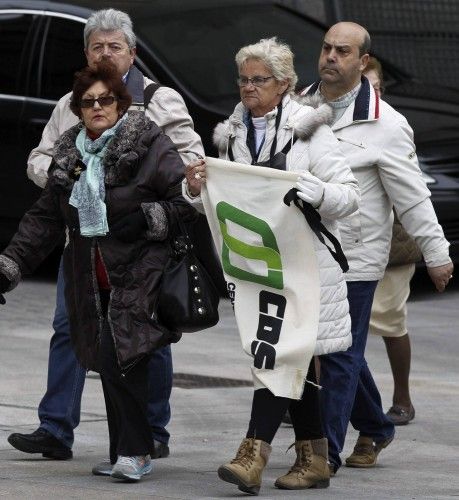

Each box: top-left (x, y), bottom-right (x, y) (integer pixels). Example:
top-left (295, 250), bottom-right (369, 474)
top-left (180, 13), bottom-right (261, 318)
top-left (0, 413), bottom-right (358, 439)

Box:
top-left (237, 76), bottom-right (275, 87)
top-left (80, 96), bottom-right (117, 108)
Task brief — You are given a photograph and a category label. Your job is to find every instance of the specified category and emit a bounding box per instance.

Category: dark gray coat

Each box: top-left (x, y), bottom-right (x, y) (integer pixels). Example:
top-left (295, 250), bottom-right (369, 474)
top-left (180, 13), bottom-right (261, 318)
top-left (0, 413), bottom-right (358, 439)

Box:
top-left (2, 112), bottom-right (197, 371)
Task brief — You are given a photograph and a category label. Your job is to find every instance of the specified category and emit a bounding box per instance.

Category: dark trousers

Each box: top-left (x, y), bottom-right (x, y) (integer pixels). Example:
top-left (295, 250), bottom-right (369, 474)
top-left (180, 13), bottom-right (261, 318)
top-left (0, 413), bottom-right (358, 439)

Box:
top-left (38, 258), bottom-right (172, 448)
top-left (246, 358), bottom-right (323, 444)
top-left (319, 281), bottom-right (395, 470)
top-left (98, 319), bottom-right (153, 462)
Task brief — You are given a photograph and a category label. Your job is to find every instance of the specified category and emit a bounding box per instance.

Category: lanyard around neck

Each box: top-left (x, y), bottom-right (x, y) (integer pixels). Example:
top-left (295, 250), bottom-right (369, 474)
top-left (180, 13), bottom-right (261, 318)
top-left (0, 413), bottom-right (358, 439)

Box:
top-left (228, 103), bottom-right (284, 164)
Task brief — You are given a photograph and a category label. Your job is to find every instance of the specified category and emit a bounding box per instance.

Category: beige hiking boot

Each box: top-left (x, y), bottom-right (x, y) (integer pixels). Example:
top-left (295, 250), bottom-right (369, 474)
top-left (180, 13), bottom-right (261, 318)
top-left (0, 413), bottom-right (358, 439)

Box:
top-left (345, 434), bottom-right (394, 468)
top-left (274, 438), bottom-right (330, 490)
top-left (218, 438), bottom-right (271, 495)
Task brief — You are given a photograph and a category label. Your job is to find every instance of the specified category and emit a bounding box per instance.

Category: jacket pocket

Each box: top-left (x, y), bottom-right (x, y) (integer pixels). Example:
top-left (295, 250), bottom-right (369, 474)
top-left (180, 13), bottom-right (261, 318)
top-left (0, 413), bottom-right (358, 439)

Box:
top-left (338, 209), bottom-right (363, 250)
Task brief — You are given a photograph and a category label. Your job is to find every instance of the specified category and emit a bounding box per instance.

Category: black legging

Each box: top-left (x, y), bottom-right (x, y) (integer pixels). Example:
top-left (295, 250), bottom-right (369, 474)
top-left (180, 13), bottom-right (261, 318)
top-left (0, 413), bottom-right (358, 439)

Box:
top-left (246, 358), bottom-right (323, 444)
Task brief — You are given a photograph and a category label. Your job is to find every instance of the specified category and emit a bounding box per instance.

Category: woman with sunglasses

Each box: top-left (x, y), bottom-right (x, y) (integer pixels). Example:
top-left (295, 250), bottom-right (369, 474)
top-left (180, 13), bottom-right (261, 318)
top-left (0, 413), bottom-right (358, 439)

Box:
top-left (0, 61), bottom-right (196, 482)
top-left (183, 37), bottom-right (359, 494)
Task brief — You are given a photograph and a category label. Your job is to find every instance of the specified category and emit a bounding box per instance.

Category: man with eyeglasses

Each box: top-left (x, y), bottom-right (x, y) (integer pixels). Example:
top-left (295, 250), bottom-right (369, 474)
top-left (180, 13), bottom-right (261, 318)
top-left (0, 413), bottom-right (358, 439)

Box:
top-left (8, 8), bottom-right (203, 473)
top-left (301, 21), bottom-right (452, 476)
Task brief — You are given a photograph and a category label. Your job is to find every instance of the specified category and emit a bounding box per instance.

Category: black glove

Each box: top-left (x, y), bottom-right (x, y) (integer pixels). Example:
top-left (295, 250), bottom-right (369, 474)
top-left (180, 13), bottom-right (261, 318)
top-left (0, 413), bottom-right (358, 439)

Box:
top-left (110, 209), bottom-right (148, 243)
top-left (0, 271), bottom-right (10, 294)
top-left (0, 271), bottom-right (10, 305)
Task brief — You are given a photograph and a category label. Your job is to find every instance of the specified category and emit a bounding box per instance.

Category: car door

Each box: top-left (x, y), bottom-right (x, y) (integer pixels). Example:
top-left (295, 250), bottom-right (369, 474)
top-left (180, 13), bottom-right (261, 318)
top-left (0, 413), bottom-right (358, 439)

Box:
top-left (0, 10), bottom-right (36, 241)
top-left (21, 12), bottom-right (87, 185)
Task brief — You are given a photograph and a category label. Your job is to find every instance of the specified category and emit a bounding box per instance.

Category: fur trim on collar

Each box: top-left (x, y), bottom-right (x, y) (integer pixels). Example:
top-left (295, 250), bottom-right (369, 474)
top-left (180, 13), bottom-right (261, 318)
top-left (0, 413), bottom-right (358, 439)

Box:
top-left (212, 96), bottom-right (334, 149)
top-left (292, 92), bottom-right (326, 109)
top-left (51, 112), bottom-right (158, 188)
top-left (291, 99), bottom-right (333, 140)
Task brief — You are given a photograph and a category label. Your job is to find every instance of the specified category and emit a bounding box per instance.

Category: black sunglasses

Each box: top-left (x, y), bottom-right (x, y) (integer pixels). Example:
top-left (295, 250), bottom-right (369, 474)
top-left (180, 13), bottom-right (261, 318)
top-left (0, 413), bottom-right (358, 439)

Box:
top-left (80, 95), bottom-right (117, 108)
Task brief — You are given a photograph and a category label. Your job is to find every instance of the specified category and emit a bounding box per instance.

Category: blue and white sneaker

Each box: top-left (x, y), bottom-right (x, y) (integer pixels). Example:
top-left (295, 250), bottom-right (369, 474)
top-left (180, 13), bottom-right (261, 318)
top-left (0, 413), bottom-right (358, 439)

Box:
top-left (92, 459), bottom-right (113, 476)
top-left (111, 455), bottom-right (152, 482)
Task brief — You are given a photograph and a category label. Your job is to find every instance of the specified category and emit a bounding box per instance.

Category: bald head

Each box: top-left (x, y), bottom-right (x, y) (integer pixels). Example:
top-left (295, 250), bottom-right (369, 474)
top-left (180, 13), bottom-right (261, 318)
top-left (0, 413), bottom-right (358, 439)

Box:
top-left (318, 22), bottom-right (371, 101)
top-left (327, 22), bottom-right (371, 56)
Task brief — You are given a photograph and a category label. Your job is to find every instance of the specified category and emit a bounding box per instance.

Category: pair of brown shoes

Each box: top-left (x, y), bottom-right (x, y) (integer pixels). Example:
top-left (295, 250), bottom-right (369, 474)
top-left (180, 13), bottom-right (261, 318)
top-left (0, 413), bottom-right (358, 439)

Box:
top-left (386, 405), bottom-right (415, 425)
top-left (345, 434), bottom-right (394, 468)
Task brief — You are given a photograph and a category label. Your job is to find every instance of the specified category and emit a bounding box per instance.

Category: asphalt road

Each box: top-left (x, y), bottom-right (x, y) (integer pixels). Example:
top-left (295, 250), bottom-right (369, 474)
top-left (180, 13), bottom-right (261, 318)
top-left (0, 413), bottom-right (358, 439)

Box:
top-left (0, 269), bottom-right (458, 499)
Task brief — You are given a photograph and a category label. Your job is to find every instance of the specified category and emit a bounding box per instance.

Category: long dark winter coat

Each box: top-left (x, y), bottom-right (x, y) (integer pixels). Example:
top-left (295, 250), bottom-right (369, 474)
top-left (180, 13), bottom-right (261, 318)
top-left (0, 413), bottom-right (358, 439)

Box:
top-left (1, 113), bottom-right (197, 371)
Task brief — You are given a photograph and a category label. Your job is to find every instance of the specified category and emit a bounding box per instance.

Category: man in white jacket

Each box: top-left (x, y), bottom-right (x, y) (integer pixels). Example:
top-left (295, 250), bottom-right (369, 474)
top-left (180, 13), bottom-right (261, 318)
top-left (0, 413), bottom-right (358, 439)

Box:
top-left (302, 21), bottom-right (453, 475)
top-left (7, 9), bottom-right (203, 471)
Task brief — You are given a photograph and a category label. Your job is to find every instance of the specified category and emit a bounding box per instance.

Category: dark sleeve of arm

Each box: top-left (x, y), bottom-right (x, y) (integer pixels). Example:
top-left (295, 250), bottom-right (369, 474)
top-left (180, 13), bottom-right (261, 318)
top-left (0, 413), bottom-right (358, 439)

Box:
top-left (141, 134), bottom-right (199, 240)
top-left (3, 182), bottom-right (65, 275)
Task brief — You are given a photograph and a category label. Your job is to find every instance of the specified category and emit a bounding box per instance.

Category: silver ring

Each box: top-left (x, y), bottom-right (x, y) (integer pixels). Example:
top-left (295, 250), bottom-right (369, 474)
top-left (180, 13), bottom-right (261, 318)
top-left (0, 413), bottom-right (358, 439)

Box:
top-left (194, 172), bottom-right (201, 180)
top-left (450, 274), bottom-right (453, 278)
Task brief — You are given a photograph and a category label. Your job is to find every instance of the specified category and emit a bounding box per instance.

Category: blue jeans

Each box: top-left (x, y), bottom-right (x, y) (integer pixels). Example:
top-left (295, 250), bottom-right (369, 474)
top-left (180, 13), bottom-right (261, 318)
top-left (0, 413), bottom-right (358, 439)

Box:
top-left (38, 258), bottom-right (172, 448)
top-left (319, 281), bottom-right (395, 470)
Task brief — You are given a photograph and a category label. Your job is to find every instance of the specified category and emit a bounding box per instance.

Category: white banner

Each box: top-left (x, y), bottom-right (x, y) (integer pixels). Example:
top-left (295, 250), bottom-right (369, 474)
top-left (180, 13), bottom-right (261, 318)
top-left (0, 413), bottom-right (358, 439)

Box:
top-left (202, 157), bottom-right (320, 399)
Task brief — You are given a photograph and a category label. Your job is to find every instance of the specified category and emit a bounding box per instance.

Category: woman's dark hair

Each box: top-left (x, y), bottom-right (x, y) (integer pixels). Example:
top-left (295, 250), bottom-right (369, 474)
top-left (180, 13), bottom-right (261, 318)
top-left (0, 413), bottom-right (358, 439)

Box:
top-left (70, 60), bottom-right (132, 118)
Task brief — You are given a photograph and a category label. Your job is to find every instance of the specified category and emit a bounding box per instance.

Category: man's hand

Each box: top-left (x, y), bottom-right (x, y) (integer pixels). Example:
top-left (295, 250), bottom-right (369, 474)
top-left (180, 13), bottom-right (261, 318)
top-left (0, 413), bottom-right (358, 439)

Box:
top-left (184, 159), bottom-right (206, 197)
top-left (427, 262), bottom-right (454, 292)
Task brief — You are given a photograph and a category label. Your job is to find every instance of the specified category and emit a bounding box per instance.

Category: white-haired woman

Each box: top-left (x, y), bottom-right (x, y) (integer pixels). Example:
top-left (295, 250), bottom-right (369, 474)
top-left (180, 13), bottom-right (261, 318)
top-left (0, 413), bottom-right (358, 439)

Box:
top-left (183, 37), bottom-right (359, 495)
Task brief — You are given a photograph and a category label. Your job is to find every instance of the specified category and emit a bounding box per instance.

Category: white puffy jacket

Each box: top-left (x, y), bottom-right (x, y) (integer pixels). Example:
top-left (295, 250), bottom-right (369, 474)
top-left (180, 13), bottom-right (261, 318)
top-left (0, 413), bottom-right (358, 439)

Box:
top-left (199, 94), bottom-right (359, 355)
top-left (302, 79), bottom-right (451, 280)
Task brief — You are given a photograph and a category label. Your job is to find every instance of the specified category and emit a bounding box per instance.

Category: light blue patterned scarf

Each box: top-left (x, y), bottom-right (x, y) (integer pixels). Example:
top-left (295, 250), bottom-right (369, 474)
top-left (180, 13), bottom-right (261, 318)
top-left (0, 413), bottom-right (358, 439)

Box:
top-left (69, 115), bottom-right (126, 237)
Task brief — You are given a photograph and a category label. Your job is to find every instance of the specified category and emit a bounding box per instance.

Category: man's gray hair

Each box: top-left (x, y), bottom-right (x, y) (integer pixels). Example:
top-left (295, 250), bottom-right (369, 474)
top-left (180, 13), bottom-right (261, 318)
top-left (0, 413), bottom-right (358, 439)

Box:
top-left (84, 9), bottom-right (136, 49)
top-left (235, 37), bottom-right (298, 94)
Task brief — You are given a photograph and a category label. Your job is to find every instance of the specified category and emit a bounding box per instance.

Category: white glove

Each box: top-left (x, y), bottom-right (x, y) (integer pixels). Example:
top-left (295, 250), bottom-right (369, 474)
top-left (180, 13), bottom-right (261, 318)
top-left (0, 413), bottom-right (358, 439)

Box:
top-left (296, 172), bottom-right (325, 208)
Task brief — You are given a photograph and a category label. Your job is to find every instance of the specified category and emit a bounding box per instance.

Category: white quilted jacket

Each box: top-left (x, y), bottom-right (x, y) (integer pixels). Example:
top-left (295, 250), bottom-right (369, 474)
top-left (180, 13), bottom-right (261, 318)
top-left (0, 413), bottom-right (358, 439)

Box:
top-left (210, 94), bottom-right (360, 355)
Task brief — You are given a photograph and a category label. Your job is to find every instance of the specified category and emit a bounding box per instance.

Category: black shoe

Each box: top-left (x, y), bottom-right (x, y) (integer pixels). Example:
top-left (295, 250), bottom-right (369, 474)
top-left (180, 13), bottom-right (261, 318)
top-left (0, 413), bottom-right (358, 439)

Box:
top-left (7, 428), bottom-right (73, 460)
top-left (151, 439), bottom-right (170, 459)
top-left (386, 405), bottom-right (415, 425)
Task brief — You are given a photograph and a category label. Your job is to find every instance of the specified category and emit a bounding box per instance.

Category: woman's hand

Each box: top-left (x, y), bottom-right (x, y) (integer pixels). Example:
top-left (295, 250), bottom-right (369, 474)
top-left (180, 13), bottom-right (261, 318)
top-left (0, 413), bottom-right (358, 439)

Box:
top-left (185, 159), bottom-right (206, 197)
top-left (296, 172), bottom-right (325, 208)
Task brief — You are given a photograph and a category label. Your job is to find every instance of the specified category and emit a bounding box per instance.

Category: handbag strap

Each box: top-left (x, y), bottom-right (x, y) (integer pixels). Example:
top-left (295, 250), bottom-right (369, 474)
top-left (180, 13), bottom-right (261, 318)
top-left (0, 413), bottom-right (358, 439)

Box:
top-left (167, 204), bottom-right (193, 256)
top-left (283, 188), bottom-right (349, 273)
top-left (144, 83), bottom-right (161, 109)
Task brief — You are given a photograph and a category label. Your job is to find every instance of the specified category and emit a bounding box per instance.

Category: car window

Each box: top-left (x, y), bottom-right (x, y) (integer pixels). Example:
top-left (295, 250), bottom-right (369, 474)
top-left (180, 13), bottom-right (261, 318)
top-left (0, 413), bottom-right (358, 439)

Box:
top-left (38, 16), bottom-right (87, 100)
top-left (0, 12), bottom-right (34, 95)
top-left (134, 4), bottom-right (324, 113)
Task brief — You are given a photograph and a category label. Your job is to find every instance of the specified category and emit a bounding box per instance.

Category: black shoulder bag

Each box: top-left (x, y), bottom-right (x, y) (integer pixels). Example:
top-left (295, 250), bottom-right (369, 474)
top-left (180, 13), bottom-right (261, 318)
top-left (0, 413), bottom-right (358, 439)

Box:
top-left (156, 209), bottom-right (220, 333)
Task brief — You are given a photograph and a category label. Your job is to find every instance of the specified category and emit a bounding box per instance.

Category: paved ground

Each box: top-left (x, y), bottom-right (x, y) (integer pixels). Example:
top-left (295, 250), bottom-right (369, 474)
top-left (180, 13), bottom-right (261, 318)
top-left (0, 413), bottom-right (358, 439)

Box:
top-left (0, 271), bottom-right (458, 499)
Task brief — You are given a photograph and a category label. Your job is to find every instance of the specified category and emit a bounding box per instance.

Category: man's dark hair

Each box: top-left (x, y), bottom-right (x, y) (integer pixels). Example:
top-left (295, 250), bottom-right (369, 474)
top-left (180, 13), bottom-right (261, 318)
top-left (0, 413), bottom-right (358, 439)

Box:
top-left (70, 60), bottom-right (132, 118)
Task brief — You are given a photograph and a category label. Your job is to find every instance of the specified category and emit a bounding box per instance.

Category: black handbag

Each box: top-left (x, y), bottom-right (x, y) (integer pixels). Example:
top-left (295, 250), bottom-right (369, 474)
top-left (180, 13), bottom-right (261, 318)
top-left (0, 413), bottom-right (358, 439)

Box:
top-left (156, 212), bottom-right (220, 333)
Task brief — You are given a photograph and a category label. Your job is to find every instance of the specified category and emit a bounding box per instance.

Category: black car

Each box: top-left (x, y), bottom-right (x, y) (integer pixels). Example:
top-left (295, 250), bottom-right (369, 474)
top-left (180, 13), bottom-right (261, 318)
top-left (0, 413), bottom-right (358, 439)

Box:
top-left (1, 0), bottom-right (459, 263)
top-left (0, 0), bottom-right (326, 255)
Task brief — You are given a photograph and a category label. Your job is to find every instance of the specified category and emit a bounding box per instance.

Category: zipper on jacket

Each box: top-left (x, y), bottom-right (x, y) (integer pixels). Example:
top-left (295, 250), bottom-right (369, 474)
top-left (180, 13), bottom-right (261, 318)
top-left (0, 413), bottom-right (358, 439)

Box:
top-left (91, 241), bottom-right (104, 349)
top-left (120, 354), bottom-right (147, 377)
top-left (94, 240), bottom-right (123, 371)
top-left (337, 137), bottom-right (366, 149)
